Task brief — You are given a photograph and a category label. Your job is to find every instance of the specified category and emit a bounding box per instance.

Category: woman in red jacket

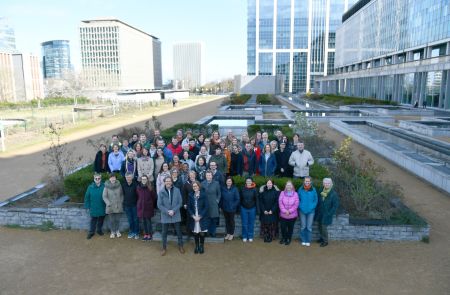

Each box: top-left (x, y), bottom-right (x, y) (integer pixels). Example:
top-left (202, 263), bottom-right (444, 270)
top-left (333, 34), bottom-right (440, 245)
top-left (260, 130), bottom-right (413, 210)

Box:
top-left (136, 175), bottom-right (157, 241)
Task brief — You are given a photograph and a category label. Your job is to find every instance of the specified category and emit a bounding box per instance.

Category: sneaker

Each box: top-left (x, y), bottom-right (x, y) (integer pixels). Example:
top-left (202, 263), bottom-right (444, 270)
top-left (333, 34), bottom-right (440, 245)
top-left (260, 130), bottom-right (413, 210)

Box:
top-left (97, 231), bottom-right (104, 236)
top-left (134, 234), bottom-right (140, 240)
top-left (248, 239), bottom-right (253, 242)
top-left (224, 234), bottom-right (230, 240)
top-left (305, 243), bottom-right (311, 247)
top-left (128, 233), bottom-right (134, 239)
top-left (301, 242), bottom-right (306, 246)
top-left (110, 233), bottom-right (115, 239)
top-left (228, 235), bottom-right (234, 241)
top-left (116, 231), bottom-right (121, 238)
top-left (87, 233), bottom-right (94, 240)
top-left (243, 238), bottom-right (248, 243)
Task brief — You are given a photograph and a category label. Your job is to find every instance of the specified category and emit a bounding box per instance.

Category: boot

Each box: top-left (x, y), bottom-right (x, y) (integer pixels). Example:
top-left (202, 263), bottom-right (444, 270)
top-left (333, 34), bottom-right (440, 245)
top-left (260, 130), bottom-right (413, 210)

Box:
top-left (199, 233), bottom-right (205, 254)
top-left (194, 234), bottom-right (200, 254)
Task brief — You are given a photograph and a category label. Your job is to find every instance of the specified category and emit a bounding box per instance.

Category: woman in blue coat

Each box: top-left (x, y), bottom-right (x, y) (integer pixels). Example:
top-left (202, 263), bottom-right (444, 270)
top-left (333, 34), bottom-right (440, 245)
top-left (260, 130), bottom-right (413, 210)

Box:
top-left (258, 144), bottom-right (277, 177)
top-left (315, 178), bottom-right (339, 247)
top-left (188, 181), bottom-right (209, 254)
top-left (297, 176), bottom-right (318, 246)
top-left (220, 177), bottom-right (240, 241)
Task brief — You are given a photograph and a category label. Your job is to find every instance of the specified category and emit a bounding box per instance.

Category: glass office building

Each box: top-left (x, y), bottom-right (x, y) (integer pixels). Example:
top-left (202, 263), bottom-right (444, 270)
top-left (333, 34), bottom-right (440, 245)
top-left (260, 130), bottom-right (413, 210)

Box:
top-left (318, 0), bottom-right (450, 110)
top-left (247, 0), bottom-right (357, 93)
top-left (41, 40), bottom-right (71, 79)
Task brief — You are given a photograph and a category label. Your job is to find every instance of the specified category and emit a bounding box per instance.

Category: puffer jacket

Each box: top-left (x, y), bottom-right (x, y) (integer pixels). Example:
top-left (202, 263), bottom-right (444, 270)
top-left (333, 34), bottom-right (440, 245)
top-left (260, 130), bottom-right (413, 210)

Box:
top-left (102, 180), bottom-right (124, 214)
top-left (278, 190), bottom-right (299, 220)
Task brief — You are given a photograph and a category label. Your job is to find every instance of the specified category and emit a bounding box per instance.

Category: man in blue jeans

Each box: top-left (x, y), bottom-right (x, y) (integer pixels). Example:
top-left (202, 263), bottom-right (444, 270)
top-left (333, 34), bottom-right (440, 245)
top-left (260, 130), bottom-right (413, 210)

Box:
top-left (121, 173), bottom-right (140, 239)
top-left (240, 178), bottom-right (257, 242)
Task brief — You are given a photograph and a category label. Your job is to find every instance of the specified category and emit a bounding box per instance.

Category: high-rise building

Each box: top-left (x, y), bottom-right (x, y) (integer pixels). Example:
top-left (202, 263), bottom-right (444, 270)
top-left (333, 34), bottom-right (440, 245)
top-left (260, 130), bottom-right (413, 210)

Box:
top-left (173, 42), bottom-right (205, 89)
top-left (79, 19), bottom-right (162, 91)
top-left (41, 40), bottom-right (71, 79)
top-left (0, 17), bottom-right (16, 51)
top-left (247, 0), bottom-right (357, 93)
top-left (317, 0), bottom-right (450, 110)
top-left (0, 51), bottom-right (44, 102)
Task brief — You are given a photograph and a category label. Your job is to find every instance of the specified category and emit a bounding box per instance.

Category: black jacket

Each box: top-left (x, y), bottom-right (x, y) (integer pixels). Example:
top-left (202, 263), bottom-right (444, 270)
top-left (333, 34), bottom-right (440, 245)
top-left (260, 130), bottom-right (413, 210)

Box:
top-left (94, 151), bottom-right (110, 173)
top-left (258, 186), bottom-right (280, 223)
top-left (275, 149), bottom-right (292, 177)
top-left (240, 185), bottom-right (258, 209)
top-left (121, 180), bottom-right (138, 207)
top-left (230, 152), bottom-right (243, 176)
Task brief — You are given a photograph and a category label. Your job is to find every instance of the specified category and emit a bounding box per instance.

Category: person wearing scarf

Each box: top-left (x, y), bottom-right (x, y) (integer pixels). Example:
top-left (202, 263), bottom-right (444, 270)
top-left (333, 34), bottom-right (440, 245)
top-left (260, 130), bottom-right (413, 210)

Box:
top-left (298, 176), bottom-right (318, 247)
top-left (121, 150), bottom-right (137, 179)
top-left (278, 181), bottom-right (299, 245)
top-left (316, 178), bottom-right (339, 247)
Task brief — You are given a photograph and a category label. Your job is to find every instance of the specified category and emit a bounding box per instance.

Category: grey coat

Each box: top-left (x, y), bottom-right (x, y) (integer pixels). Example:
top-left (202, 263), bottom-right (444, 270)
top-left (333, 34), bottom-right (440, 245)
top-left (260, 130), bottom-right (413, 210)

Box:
top-left (102, 180), bottom-right (124, 214)
top-left (157, 186), bottom-right (183, 224)
top-left (201, 180), bottom-right (221, 218)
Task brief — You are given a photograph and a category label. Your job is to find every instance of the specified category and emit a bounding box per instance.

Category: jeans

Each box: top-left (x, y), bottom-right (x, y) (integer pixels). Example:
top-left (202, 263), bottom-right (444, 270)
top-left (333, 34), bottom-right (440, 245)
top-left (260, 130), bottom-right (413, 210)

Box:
top-left (123, 206), bottom-right (139, 235)
top-left (318, 222), bottom-right (328, 243)
top-left (141, 218), bottom-right (153, 235)
top-left (89, 216), bottom-right (105, 234)
top-left (240, 206), bottom-right (256, 239)
top-left (280, 217), bottom-right (296, 240)
top-left (108, 213), bottom-right (121, 233)
top-left (161, 222), bottom-right (183, 249)
top-left (300, 212), bottom-right (315, 243)
top-left (208, 217), bottom-right (220, 236)
top-left (223, 211), bottom-right (235, 235)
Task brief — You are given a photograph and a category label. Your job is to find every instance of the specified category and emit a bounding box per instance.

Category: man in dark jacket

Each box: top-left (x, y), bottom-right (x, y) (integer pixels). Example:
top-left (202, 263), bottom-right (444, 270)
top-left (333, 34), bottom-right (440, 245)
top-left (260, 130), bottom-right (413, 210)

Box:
top-left (209, 161), bottom-right (225, 188)
top-left (275, 142), bottom-right (292, 177)
top-left (201, 171), bottom-right (221, 237)
top-left (121, 172), bottom-right (139, 239)
top-left (242, 143), bottom-right (257, 177)
top-left (230, 145), bottom-right (243, 176)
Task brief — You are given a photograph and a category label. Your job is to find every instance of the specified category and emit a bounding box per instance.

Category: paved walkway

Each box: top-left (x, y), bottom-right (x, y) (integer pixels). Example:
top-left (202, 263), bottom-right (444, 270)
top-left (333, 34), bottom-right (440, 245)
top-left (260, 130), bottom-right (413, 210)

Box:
top-left (0, 97), bottom-right (224, 201)
top-left (245, 94), bottom-right (257, 105)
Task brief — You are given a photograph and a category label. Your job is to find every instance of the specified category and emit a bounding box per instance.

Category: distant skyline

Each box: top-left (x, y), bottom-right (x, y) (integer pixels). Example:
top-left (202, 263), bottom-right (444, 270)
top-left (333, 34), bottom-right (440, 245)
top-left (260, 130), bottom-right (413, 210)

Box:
top-left (0, 0), bottom-right (247, 83)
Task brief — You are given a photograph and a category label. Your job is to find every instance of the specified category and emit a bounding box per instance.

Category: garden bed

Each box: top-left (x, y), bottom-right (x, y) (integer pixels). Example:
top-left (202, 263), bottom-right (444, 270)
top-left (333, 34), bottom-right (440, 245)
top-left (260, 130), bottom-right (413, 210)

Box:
top-left (306, 94), bottom-right (398, 106)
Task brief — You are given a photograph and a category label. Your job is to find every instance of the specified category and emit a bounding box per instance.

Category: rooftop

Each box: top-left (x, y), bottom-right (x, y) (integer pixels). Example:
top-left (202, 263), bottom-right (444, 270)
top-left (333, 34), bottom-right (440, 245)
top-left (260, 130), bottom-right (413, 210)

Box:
top-left (81, 19), bottom-right (159, 40)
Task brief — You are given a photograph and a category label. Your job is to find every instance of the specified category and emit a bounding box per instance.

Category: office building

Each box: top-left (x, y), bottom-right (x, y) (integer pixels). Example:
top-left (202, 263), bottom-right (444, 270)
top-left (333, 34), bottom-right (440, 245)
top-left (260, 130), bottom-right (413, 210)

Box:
top-left (317, 0), bottom-right (450, 110)
top-left (173, 42), bottom-right (205, 89)
top-left (79, 19), bottom-right (162, 91)
top-left (247, 0), bottom-right (357, 94)
top-left (41, 40), bottom-right (71, 79)
top-left (0, 17), bottom-right (16, 51)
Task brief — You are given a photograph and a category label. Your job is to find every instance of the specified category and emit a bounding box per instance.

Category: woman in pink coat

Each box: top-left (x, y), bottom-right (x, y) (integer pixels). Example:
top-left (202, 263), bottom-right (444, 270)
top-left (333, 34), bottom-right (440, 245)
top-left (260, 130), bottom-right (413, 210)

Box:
top-left (278, 181), bottom-right (299, 245)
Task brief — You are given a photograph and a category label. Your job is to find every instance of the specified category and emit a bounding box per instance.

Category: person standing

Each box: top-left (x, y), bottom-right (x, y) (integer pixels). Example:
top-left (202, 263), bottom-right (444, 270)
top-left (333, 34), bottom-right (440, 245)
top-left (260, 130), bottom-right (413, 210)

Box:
top-left (275, 142), bottom-right (292, 177)
top-left (136, 175), bottom-right (157, 241)
top-left (201, 170), bottom-right (221, 237)
top-left (242, 143), bottom-right (257, 177)
top-left (108, 144), bottom-right (125, 173)
top-left (158, 177), bottom-right (185, 256)
top-left (210, 147), bottom-right (227, 175)
top-left (188, 181), bottom-right (209, 254)
top-left (278, 181), bottom-right (299, 245)
top-left (137, 147), bottom-right (154, 183)
top-left (297, 176), bottom-right (318, 247)
top-left (121, 172), bottom-right (139, 239)
top-left (220, 177), bottom-right (240, 241)
top-left (121, 150), bottom-right (137, 178)
top-left (229, 145), bottom-right (243, 176)
top-left (94, 144), bottom-right (110, 173)
top-left (84, 173), bottom-right (106, 239)
top-left (258, 144), bottom-right (277, 177)
top-left (102, 173), bottom-right (124, 239)
top-left (240, 177), bottom-right (258, 242)
top-left (288, 142), bottom-right (314, 179)
top-left (316, 178), bottom-right (339, 247)
top-left (258, 179), bottom-right (280, 243)
top-left (156, 163), bottom-right (171, 194)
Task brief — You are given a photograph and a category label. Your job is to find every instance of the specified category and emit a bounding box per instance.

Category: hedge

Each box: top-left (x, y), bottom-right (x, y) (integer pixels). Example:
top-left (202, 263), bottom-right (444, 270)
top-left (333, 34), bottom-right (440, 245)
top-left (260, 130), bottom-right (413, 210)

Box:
top-left (247, 124), bottom-right (294, 139)
top-left (308, 94), bottom-right (398, 106)
top-left (160, 123), bottom-right (219, 141)
top-left (256, 94), bottom-right (281, 105)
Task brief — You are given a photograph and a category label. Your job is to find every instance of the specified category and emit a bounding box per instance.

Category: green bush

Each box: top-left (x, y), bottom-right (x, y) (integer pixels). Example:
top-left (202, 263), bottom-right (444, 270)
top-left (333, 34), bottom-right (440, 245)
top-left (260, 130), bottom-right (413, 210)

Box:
top-left (229, 94), bottom-right (252, 105)
top-left (390, 208), bottom-right (427, 227)
top-left (306, 94), bottom-right (398, 106)
top-left (64, 164), bottom-right (124, 203)
top-left (247, 125), bottom-right (294, 139)
top-left (160, 123), bottom-right (219, 141)
top-left (256, 94), bottom-right (281, 105)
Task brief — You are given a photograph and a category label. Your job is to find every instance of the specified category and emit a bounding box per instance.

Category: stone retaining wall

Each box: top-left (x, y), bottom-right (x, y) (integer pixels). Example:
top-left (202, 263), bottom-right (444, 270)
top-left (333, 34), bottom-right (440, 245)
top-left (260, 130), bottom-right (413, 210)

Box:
top-left (0, 206), bottom-right (429, 241)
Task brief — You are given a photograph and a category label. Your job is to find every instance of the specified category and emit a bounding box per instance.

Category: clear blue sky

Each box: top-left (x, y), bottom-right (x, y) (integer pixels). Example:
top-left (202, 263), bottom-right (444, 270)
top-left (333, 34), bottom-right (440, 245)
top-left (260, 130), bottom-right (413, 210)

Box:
top-left (0, 0), bottom-right (247, 83)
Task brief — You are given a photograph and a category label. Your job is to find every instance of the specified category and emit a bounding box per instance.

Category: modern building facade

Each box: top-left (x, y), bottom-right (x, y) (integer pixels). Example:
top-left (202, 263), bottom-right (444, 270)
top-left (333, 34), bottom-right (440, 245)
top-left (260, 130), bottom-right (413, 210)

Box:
top-left (41, 40), bottom-right (71, 79)
top-left (247, 0), bottom-right (357, 94)
top-left (317, 0), bottom-right (450, 110)
top-left (0, 17), bottom-right (16, 51)
top-left (173, 42), bottom-right (205, 89)
top-left (0, 51), bottom-right (44, 102)
top-left (79, 19), bottom-right (162, 91)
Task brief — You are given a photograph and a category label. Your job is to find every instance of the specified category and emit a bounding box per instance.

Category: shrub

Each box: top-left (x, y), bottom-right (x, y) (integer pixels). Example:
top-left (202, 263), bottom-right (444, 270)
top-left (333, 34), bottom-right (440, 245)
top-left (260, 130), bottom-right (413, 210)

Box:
top-left (304, 94), bottom-right (398, 106)
top-left (256, 94), bottom-right (281, 105)
top-left (247, 125), bottom-right (294, 139)
top-left (160, 123), bottom-right (219, 141)
top-left (221, 94), bottom-right (252, 105)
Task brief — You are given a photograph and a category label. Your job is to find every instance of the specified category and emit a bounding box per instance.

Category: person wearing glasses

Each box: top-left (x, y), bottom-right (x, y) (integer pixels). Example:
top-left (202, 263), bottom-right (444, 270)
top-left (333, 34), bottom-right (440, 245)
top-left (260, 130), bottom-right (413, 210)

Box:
top-left (84, 173), bottom-right (106, 239)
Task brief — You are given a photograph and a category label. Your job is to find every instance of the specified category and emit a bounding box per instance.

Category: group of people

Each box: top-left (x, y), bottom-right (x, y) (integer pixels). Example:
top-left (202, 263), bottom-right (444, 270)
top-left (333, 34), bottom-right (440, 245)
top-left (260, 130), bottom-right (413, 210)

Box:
top-left (84, 128), bottom-right (339, 256)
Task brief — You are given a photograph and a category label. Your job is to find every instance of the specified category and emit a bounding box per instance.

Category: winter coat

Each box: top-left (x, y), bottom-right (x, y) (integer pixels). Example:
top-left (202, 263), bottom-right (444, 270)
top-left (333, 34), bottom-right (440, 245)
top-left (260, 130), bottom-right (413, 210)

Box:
top-left (172, 177), bottom-right (183, 192)
top-left (212, 170), bottom-right (225, 187)
top-left (121, 158), bottom-right (137, 178)
top-left (258, 153), bottom-right (277, 177)
top-left (230, 152), bottom-right (243, 176)
top-left (121, 180), bottom-right (138, 207)
top-left (137, 156), bottom-right (154, 182)
top-left (187, 191), bottom-right (210, 232)
top-left (157, 186), bottom-right (183, 224)
top-left (163, 147), bottom-right (173, 163)
top-left (220, 186), bottom-right (240, 213)
top-left (274, 149), bottom-right (292, 177)
top-left (240, 184), bottom-right (258, 209)
top-left (210, 154), bottom-right (227, 174)
top-left (167, 143), bottom-right (182, 157)
top-left (108, 152), bottom-right (124, 172)
top-left (316, 188), bottom-right (339, 225)
top-left (278, 190), bottom-right (299, 220)
top-left (156, 171), bottom-right (171, 194)
top-left (298, 185), bottom-right (318, 215)
top-left (201, 180), bottom-right (221, 218)
top-left (94, 151), bottom-right (110, 173)
top-left (195, 164), bottom-right (207, 182)
top-left (242, 149), bottom-right (257, 175)
top-left (182, 181), bottom-right (194, 207)
top-left (258, 185), bottom-right (280, 223)
top-left (102, 180), bottom-right (124, 214)
top-left (84, 182), bottom-right (106, 217)
top-left (136, 184), bottom-right (157, 218)
top-left (288, 149), bottom-right (314, 177)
